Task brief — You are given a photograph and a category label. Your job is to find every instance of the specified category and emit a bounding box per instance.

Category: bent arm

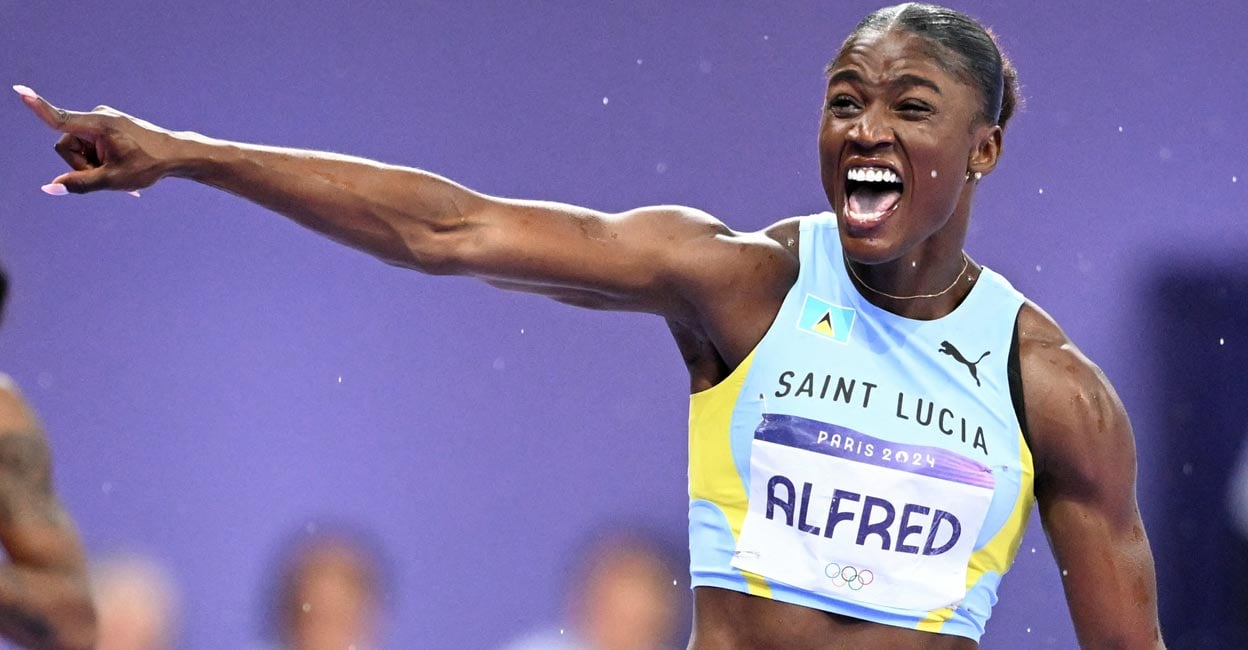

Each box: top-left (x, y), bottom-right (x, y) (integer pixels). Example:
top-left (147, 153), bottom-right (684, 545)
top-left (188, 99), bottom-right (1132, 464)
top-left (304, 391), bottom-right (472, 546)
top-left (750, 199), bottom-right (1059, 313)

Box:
top-left (0, 382), bottom-right (94, 650)
top-left (1019, 306), bottom-right (1164, 648)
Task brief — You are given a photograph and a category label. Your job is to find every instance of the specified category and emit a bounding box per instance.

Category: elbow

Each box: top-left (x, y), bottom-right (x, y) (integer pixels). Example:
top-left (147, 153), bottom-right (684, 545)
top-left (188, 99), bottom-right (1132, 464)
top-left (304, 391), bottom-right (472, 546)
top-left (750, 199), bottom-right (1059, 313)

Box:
top-left (387, 190), bottom-right (495, 275)
top-left (390, 221), bottom-right (475, 276)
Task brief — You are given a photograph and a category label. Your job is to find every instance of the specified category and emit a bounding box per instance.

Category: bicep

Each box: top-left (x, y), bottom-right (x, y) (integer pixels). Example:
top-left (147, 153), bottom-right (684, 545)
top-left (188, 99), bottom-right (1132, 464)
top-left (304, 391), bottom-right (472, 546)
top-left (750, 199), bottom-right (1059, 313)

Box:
top-left (442, 196), bottom-right (735, 316)
top-left (1039, 476), bottom-right (1161, 647)
top-left (0, 388), bottom-right (86, 569)
top-left (1024, 332), bottom-right (1164, 647)
top-left (0, 432), bottom-right (85, 568)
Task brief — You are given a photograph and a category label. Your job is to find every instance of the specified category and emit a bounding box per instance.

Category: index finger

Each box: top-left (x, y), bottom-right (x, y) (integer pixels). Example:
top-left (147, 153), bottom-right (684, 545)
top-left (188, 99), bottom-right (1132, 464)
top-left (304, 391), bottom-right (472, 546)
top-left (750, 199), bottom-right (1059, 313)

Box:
top-left (12, 85), bottom-right (102, 135)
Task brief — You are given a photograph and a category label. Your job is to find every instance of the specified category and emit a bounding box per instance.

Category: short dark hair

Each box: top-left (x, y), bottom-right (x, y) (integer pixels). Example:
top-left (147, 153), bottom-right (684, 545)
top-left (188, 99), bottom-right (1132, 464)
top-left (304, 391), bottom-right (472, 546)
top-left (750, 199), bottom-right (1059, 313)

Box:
top-left (836, 3), bottom-right (1022, 129)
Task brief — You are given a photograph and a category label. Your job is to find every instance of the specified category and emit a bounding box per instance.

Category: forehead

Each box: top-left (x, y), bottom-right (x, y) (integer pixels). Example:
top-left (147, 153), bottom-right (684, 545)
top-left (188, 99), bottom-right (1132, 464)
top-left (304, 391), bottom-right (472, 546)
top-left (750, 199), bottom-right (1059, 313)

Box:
top-left (829, 29), bottom-right (964, 91)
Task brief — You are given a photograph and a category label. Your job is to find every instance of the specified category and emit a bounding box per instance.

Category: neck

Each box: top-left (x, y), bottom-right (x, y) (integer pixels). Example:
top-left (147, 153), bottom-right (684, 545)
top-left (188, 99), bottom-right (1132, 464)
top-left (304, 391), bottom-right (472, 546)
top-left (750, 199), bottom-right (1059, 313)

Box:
top-left (844, 186), bottom-right (982, 318)
top-left (845, 250), bottom-right (980, 320)
top-left (842, 199), bottom-right (978, 319)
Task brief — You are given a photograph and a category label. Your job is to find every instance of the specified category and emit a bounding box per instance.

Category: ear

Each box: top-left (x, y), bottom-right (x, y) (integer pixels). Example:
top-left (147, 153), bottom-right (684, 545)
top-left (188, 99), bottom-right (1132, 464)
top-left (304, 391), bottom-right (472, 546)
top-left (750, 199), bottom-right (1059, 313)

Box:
top-left (968, 124), bottom-right (1003, 176)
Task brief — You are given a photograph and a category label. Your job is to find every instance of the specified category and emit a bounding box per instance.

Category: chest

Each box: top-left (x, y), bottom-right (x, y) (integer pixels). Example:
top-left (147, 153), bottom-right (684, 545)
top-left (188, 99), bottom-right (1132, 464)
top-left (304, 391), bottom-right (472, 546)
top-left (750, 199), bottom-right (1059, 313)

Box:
top-left (747, 288), bottom-right (1018, 460)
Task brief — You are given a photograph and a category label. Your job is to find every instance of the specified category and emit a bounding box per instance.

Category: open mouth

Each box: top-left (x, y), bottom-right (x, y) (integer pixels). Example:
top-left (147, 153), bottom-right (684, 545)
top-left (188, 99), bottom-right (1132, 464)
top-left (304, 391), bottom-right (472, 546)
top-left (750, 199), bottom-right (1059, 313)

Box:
top-left (844, 166), bottom-right (904, 226)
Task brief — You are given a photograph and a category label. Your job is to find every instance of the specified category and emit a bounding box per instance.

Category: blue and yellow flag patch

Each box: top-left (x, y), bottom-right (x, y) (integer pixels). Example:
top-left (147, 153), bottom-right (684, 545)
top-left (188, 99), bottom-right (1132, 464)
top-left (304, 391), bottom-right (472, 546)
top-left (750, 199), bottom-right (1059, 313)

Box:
top-left (797, 294), bottom-right (856, 344)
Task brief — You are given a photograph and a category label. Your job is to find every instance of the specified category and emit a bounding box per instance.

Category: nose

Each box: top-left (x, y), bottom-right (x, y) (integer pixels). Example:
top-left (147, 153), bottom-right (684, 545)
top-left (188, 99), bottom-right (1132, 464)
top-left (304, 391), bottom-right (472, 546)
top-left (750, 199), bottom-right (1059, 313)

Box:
top-left (847, 106), bottom-right (895, 150)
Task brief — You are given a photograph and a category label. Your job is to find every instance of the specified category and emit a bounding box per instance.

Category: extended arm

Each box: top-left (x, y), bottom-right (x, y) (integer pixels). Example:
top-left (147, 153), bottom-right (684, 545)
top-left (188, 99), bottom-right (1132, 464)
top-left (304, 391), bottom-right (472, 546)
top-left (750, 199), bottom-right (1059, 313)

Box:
top-left (16, 87), bottom-right (759, 321)
top-left (1019, 305), bottom-right (1164, 648)
top-left (0, 379), bottom-right (95, 650)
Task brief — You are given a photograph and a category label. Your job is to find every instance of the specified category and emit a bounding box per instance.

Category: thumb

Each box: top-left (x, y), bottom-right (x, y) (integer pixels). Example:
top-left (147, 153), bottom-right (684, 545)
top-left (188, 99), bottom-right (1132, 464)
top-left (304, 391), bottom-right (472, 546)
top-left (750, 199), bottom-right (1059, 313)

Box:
top-left (51, 167), bottom-right (114, 194)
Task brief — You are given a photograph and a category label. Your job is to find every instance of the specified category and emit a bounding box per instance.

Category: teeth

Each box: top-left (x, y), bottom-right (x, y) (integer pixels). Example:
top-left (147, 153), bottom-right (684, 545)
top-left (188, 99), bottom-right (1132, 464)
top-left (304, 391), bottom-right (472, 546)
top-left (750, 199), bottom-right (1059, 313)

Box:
top-left (847, 167), bottom-right (901, 184)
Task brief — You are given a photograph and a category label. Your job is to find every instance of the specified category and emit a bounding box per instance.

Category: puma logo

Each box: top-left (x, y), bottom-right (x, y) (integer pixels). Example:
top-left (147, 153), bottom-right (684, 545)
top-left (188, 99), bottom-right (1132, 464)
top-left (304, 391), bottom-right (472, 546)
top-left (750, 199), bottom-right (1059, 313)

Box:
top-left (939, 341), bottom-right (990, 387)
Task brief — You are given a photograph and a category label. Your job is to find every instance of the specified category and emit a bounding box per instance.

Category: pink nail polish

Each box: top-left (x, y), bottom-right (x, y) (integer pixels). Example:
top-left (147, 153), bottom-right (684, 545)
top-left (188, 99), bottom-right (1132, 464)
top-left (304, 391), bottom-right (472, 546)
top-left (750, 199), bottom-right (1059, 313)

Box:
top-left (12, 85), bottom-right (37, 99)
top-left (41, 183), bottom-right (68, 196)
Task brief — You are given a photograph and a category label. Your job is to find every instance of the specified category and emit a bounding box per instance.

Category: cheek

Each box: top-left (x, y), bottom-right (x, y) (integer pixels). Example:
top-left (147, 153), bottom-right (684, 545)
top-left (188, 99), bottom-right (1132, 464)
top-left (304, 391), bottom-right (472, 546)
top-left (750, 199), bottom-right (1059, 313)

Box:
top-left (817, 121), bottom-right (844, 178)
top-left (907, 134), bottom-right (969, 191)
top-left (902, 149), bottom-right (968, 223)
top-left (817, 121), bottom-right (836, 156)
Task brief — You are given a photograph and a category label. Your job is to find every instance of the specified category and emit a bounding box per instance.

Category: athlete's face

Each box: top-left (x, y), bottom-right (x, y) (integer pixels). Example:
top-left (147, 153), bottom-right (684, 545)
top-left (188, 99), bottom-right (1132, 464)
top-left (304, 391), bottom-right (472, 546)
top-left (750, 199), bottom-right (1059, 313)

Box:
top-left (819, 29), bottom-right (1001, 264)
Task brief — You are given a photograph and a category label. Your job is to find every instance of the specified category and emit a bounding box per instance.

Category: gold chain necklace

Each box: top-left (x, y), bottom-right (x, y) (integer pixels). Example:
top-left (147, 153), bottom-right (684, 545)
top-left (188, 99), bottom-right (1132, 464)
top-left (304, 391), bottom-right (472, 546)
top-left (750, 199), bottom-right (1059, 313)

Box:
top-left (844, 254), bottom-right (970, 301)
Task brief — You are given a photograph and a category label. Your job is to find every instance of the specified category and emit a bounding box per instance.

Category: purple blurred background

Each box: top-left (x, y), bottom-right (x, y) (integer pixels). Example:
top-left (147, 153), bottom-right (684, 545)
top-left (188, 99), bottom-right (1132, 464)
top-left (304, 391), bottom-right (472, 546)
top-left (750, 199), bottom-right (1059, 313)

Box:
top-left (2, 1), bottom-right (1246, 647)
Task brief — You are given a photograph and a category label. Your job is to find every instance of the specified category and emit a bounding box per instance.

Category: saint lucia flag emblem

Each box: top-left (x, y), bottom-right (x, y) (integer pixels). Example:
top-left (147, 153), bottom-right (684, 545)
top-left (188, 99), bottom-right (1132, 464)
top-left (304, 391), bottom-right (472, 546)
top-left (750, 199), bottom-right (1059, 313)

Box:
top-left (797, 294), bottom-right (856, 344)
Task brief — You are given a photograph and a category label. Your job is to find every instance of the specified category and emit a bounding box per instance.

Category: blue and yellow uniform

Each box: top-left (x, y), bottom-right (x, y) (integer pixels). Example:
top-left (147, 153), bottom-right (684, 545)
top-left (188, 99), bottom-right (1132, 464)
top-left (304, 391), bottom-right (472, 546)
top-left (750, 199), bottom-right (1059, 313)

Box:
top-left (688, 213), bottom-right (1034, 641)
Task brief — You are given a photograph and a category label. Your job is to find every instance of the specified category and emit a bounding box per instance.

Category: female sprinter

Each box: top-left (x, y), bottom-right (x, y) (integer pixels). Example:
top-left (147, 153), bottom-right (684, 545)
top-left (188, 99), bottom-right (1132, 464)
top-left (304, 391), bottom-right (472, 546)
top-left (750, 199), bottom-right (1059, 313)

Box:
top-left (16, 4), bottom-right (1163, 648)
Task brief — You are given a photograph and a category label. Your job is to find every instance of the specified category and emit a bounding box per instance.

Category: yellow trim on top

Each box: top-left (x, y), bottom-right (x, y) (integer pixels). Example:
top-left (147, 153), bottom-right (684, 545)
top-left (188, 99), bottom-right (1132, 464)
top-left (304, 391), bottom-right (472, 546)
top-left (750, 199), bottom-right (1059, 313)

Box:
top-left (689, 350), bottom-right (773, 598)
top-left (916, 429), bottom-right (1037, 631)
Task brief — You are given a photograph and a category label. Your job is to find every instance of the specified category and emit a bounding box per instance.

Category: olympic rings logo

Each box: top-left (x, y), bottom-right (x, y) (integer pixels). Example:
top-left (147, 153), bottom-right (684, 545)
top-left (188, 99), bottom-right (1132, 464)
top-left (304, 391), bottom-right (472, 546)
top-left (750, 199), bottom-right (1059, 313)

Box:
top-left (824, 563), bottom-right (875, 591)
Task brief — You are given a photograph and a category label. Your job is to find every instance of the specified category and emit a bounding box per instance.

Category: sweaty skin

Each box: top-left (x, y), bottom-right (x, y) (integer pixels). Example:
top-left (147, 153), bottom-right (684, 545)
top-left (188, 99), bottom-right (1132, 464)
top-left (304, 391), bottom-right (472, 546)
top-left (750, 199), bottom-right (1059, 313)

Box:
top-left (16, 27), bottom-right (1162, 649)
top-left (0, 378), bottom-right (95, 650)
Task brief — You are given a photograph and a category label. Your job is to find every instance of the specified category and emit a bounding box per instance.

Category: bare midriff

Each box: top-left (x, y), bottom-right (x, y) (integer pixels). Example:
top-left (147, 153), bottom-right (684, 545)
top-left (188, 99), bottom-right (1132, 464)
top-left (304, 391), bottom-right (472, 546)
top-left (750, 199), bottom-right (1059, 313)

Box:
top-left (690, 587), bottom-right (979, 650)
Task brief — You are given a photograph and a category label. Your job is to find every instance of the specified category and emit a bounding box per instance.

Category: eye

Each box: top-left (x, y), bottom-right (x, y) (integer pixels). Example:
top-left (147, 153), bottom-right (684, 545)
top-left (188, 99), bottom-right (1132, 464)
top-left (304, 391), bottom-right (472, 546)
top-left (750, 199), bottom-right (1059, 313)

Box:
top-left (826, 94), bottom-right (861, 118)
top-left (897, 100), bottom-right (934, 118)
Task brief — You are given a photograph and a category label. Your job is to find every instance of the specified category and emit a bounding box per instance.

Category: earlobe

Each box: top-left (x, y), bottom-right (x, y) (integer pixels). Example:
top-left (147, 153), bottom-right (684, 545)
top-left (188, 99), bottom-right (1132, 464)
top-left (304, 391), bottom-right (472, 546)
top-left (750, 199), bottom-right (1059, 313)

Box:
top-left (968, 125), bottom-right (1003, 177)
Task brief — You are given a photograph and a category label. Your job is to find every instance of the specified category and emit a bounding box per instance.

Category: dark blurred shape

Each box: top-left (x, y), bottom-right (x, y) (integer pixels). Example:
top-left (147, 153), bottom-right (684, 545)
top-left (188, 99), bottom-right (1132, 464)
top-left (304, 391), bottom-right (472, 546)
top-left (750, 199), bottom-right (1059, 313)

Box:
top-left (1231, 434), bottom-right (1248, 539)
top-left (502, 525), bottom-right (685, 650)
top-left (92, 554), bottom-right (180, 650)
top-left (269, 526), bottom-right (387, 650)
top-left (1152, 267), bottom-right (1248, 649)
top-left (0, 262), bottom-right (8, 322)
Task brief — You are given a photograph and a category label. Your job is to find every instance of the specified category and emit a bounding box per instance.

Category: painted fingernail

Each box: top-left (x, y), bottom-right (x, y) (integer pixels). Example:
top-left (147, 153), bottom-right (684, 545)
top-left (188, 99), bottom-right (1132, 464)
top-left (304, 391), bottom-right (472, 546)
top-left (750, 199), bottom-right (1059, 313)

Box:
top-left (12, 85), bottom-right (37, 99)
top-left (127, 191), bottom-right (142, 198)
top-left (41, 183), bottom-right (68, 196)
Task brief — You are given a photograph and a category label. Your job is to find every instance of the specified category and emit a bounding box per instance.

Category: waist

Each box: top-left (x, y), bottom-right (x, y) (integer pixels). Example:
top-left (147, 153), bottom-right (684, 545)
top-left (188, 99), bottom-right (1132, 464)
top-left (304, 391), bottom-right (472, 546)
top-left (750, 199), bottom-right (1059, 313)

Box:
top-left (692, 587), bottom-right (978, 650)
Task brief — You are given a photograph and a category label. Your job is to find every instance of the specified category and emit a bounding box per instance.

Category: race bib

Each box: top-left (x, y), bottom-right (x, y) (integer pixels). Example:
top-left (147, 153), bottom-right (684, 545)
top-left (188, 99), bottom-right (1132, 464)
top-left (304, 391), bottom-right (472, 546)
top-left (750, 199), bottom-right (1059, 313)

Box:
top-left (731, 413), bottom-right (995, 612)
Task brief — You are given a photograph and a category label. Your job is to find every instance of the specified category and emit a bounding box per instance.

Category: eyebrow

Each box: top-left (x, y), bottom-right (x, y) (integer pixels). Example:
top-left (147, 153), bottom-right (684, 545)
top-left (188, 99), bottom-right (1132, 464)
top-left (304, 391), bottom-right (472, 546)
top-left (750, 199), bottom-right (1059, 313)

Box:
top-left (828, 69), bottom-right (942, 95)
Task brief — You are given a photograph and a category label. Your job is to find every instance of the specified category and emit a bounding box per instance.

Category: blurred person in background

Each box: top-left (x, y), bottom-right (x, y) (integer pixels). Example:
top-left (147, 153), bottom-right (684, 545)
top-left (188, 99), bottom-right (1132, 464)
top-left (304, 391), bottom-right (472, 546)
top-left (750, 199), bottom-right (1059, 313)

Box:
top-left (263, 526), bottom-right (387, 650)
top-left (503, 528), bottom-right (683, 650)
top-left (0, 267), bottom-right (96, 650)
top-left (1230, 431), bottom-right (1248, 540)
top-left (92, 554), bottom-right (180, 650)
top-left (1228, 429), bottom-right (1248, 647)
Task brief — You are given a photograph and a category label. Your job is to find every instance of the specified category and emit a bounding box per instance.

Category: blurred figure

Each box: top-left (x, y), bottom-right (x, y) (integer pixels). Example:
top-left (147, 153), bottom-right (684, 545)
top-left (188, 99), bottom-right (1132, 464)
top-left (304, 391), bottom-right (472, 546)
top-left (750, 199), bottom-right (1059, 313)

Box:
top-left (503, 528), bottom-right (683, 650)
top-left (1231, 431), bottom-right (1248, 540)
top-left (0, 267), bottom-right (96, 650)
top-left (268, 528), bottom-right (386, 650)
top-left (92, 554), bottom-right (180, 650)
top-left (1230, 429), bottom-right (1248, 647)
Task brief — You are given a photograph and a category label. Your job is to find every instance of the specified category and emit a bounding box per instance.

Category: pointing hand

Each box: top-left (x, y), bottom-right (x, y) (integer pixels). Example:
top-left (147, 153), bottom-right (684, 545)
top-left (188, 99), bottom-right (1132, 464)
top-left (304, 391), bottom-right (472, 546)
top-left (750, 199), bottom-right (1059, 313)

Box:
top-left (14, 85), bottom-right (181, 197)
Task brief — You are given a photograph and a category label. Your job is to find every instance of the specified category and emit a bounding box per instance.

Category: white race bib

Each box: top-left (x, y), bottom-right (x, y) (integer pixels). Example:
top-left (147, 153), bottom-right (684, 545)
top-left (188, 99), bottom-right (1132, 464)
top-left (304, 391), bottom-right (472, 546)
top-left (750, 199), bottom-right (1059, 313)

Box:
top-left (732, 413), bottom-right (995, 611)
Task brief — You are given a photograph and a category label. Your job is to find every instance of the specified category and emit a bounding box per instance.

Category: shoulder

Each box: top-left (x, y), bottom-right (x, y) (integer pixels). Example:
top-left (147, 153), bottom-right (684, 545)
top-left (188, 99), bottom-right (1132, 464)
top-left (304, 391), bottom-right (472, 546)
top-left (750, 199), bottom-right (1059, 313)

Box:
top-left (634, 207), bottom-right (806, 255)
top-left (0, 375), bottom-right (38, 433)
top-left (1016, 302), bottom-right (1134, 500)
top-left (619, 206), bottom-right (789, 268)
top-left (663, 213), bottom-right (806, 371)
top-left (702, 214), bottom-right (804, 282)
top-left (762, 216), bottom-right (803, 257)
top-left (663, 211), bottom-right (802, 289)
top-left (650, 207), bottom-right (802, 252)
